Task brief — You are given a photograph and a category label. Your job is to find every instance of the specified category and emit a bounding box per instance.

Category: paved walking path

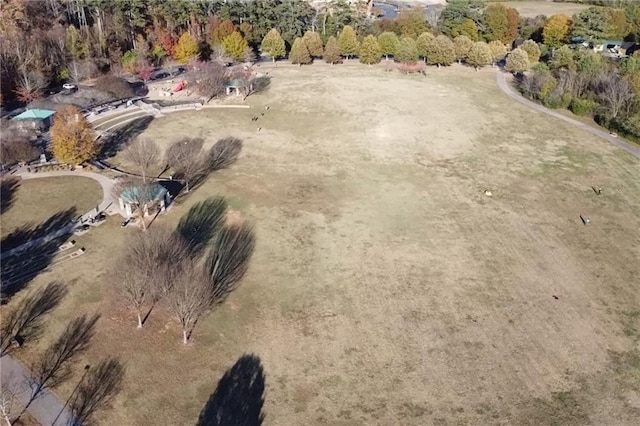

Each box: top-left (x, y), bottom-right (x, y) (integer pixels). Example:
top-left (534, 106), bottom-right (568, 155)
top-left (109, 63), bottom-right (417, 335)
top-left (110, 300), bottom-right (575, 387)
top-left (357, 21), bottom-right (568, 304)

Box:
top-left (0, 355), bottom-right (75, 425)
top-left (495, 71), bottom-right (640, 160)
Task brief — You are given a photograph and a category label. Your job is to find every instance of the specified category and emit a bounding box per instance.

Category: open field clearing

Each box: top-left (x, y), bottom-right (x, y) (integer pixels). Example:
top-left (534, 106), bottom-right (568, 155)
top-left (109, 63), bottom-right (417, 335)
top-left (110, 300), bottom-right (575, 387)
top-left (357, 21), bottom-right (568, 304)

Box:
top-left (1, 176), bottom-right (101, 239)
top-left (495, 1), bottom-right (589, 17)
top-left (13, 62), bottom-right (640, 425)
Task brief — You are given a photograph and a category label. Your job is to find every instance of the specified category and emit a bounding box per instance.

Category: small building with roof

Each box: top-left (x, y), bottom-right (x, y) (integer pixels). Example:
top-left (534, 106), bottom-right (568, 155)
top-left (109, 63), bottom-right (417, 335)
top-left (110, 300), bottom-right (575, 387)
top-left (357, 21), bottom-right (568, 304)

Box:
top-left (118, 182), bottom-right (171, 217)
top-left (225, 79), bottom-right (253, 96)
top-left (11, 109), bottom-right (56, 131)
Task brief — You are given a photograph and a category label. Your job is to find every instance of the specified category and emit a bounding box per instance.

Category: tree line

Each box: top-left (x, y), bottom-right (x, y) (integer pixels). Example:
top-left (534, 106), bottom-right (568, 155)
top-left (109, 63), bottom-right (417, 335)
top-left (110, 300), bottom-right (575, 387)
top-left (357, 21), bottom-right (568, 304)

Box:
top-left (2, 0), bottom-right (638, 104)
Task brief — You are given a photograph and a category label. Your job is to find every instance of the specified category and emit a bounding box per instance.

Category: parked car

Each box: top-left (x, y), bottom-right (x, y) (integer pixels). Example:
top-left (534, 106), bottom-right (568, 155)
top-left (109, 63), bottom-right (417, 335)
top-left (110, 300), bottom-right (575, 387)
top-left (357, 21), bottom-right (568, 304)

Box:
top-left (62, 83), bottom-right (77, 91)
top-left (121, 217), bottom-right (136, 227)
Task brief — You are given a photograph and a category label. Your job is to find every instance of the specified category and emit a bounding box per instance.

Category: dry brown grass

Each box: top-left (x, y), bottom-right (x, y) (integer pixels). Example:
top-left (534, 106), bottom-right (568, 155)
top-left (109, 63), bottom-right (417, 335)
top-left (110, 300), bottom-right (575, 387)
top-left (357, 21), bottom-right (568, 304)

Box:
top-left (495, 1), bottom-right (589, 18)
top-left (7, 62), bottom-right (640, 425)
top-left (1, 176), bottom-right (102, 238)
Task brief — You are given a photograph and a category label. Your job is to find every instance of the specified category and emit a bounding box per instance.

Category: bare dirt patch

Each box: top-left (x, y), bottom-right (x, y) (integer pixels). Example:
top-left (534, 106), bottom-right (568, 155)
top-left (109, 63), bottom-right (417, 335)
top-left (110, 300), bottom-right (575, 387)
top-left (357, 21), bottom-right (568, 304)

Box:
top-left (10, 62), bottom-right (640, 425)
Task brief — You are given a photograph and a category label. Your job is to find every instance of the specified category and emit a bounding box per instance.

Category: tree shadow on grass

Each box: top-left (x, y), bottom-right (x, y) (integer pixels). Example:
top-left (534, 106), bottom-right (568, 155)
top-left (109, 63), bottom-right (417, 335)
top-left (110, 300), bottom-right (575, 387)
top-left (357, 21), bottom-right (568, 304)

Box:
top-left (1, 177), bottom-right (21, 214)
top-left (175, 197), bottom-right (228, 259)
top-left (0, 207), bottom-right (76, 252)
top-left (1, 281), bottom-right (68, 354)
top-left (196, 354), bottom-right (265, 426)
top-left (1, 208), bottom-right (76, 303)
top-left (99, 116), bottom-right (154, 158)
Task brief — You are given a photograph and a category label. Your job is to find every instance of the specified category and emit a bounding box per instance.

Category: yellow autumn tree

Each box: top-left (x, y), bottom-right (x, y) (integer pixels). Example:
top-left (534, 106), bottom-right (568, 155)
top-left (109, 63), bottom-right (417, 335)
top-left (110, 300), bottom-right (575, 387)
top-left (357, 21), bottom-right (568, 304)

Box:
top-left (174, 32), bottom-right (199, 64)
top-left (50, 105), bottom-right (97, 164)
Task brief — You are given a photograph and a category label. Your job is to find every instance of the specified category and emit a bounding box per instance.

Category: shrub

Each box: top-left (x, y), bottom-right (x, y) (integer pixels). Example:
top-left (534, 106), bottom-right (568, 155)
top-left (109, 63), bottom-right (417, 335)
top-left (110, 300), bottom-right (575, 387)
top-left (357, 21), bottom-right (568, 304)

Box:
top-left (569, 98), bottom-right (598, 116)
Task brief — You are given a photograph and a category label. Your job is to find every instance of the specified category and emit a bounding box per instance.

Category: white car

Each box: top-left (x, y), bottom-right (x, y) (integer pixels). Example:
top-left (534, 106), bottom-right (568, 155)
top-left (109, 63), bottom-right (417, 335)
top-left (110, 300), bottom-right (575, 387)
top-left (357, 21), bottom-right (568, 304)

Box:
top-left (62, 83), bottom-right (77, 90)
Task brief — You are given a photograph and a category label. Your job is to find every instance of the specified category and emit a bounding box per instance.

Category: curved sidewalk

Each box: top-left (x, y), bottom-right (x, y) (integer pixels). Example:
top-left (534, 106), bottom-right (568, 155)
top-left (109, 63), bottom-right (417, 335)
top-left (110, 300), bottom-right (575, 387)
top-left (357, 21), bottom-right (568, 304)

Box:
top-left (495, 71), bottom-right (640, 160)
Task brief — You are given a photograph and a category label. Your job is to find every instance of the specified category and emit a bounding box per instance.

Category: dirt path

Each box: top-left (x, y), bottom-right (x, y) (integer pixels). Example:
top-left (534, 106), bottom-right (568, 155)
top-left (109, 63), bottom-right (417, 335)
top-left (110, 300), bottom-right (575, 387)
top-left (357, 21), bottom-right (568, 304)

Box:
top-left (0, 355), bottom-right (75, 425)
top-left (495, 70), bottom-right (640, 160)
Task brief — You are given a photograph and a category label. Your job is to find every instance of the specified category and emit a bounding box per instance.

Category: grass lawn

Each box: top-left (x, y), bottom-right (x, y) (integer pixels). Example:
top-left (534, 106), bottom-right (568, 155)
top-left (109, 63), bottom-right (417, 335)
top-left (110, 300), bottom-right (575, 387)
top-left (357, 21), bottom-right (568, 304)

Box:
top-left (1, 176), bottom-right (102, 239)
top-left (495, 1), bottom-right (589, 17)
top-left (6, 63), bottom-right (640, 425)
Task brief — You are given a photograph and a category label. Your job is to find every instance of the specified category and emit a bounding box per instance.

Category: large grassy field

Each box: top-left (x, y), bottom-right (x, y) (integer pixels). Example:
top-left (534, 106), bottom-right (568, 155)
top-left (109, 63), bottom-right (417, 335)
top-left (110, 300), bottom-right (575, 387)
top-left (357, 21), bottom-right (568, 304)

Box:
top-left (10, 63), bottom-right (640, 425)
top-left (495, 1), bottom-right (589, 17)
top-left (1, 176), bottom-right (102, 239)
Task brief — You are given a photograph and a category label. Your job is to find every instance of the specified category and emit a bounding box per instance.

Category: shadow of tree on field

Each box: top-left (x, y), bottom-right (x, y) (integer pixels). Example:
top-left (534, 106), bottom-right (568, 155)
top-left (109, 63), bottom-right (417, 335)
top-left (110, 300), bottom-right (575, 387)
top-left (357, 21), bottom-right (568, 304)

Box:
top-left (0, 207), bottom-right (76, 252)
top-left (99, 116), bottom-right (154, 158)
top-left (1, 281), bottom-right (68, 354)
top-left (196, 354), bottom-right (265, 426)
top-left (0, 177), bottom-right (21, 214)
top-left (1, 208), bottom-right (76, 303)
top-left (69, 357), bottom-right (126, 425)
top-left (175, 197), bottom-right (227, 259)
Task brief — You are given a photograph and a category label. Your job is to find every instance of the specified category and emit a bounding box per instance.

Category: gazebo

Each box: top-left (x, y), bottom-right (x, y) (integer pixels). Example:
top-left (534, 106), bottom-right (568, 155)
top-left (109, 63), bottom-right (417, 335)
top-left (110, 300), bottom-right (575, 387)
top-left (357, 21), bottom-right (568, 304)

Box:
top-left (225, 79), bottom-right (253, 96)
top-left (11, 109), bottom-right (56, 131)
top-left (119, 183), bottom-right (170, 217)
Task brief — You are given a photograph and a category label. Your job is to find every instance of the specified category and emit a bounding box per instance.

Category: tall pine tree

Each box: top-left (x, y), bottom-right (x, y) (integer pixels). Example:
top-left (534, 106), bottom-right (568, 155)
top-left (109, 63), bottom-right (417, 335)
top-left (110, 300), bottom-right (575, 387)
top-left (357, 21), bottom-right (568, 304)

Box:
top-left (338, 25), bottom-right (359, 60)
top-left (289, 37), bottom-right (311, 66)
top-left (261, 28), bottom-right (286, 62)
top-left (359, 35), bottom-right (382, 65)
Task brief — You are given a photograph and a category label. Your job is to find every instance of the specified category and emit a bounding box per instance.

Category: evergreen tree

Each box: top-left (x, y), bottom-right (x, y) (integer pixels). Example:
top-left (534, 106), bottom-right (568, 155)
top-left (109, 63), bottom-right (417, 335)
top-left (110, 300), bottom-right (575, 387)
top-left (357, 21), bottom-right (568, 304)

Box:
top-left (395, 37), bottom-right (419, 64)
top-left (338, 25), bottom-right (360, 59)
top-left (505, 48), bottom-right (530, 74)
top-left (324, 36), bottom-right (342, 64)
top-left (289, 37), bottom-right (311, 66)
top-left (302, 31), bottom-right (324, 58)
top-left (222, 31), bottom-right (248, 62)
top-left (416, 32), bottom-right (435, 63)
top-left (174, 32), bottom-right (199, 64)
top-left (488, 40), bottom-right (507, 65)
top-left (359, 35), bottom-right (382, 65)
top-left (261, 28), bottom-right (286, 62)
top-left (378, 32), bottom-right (400, 60)
top-left (453, 35), bottom-right (473, 63)
top-left (466, 42), bottom-right (492, 70)
top-left (426, 35), bottom-right (456, 67)
top-left (521, 39), bottom-right (541, 64)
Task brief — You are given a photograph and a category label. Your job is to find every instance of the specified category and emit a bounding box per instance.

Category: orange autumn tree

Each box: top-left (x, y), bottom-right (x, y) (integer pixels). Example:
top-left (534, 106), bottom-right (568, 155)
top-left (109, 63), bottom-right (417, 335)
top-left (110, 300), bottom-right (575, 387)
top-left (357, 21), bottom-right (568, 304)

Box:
top-left (50, 105), bottom-right (97, 164)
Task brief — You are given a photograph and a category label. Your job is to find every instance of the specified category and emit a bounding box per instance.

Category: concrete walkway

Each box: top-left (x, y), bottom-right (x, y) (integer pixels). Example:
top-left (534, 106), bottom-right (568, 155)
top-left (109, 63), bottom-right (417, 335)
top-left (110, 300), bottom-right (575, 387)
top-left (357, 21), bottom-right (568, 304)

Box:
top-left (0, 355), bottom-right (75, 425)
top-left (495, 71), bottom-right (640, 160)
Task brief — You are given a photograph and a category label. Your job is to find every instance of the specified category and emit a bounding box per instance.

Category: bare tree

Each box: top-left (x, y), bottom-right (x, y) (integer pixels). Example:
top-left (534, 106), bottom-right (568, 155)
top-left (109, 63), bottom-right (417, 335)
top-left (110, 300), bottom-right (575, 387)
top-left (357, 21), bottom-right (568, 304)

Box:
top-left (191, 61), bottom-right (228, 102)
top-left (0, 126), bottom-right (39, 166)
top-left (166, 137), bottom-right (206, 192)
top-left (206, 224), bottom-right (256, 303)
top-left (243, 75), bottom-right (270, 100)
top-left (593, 74), bottom-right (635, 120)
top-left (23, 314), bottom-right (99, 416)
top-left (0, 387), bottom-right (15, 426)
top-left (208, 137), bottom-right (242, 171)
top-left (167, 265), bottom-right (212, 345)
top-left (122, 138), bottom-right (160, 183)
top-left (69, 357), bottom-right (125, 425)
top-left (115, 226), bottom-right (189, 327)
top-left (14, 71), bottom-right (46, 103)
top-left (1, 282), bottom-right (68, 354)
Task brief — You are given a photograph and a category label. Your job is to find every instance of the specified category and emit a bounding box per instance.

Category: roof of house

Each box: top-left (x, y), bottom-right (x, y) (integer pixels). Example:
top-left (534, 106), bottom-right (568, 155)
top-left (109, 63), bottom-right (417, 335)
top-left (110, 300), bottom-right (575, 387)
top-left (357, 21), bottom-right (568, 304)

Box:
top-left (120, 183), bottom-right (167, 204)
top-left (12, 109), bottom-right (56, 120)
top-left (225, 79), bottom-right (250, 88)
